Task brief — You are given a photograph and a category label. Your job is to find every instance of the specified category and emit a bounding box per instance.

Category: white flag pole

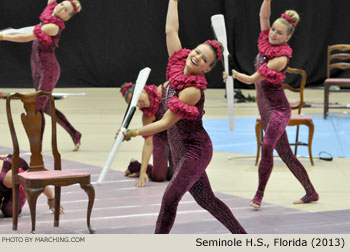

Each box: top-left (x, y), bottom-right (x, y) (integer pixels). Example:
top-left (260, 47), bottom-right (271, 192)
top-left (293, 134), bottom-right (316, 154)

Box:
top-left (211, 14), bottom-right (235, 130)
top-left (97, 67), bottom-right (151, 184)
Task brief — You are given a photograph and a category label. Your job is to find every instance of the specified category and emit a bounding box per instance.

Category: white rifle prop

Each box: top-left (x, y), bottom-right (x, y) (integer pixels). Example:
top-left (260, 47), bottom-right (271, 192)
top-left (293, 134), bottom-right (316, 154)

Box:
top-left (97, 67), bottom-right (151, 184)
top-left (52, 92), bottom-right (86, 96)
top-left (52, 92), bottom-right (86, 100)
top-left (211, 14), bottom-right (235, 130)
top-left (0, 26), bottom-right (35, 35)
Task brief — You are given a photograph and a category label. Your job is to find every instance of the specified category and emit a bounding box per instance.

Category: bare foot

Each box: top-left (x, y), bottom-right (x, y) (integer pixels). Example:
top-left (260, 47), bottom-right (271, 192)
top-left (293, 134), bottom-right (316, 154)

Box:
top-left (73, 143), bottom-right (80, 152)
top-left (249, 201), bottom-right (261, 209)
top-left (293, 192), bottom-right (319, 204)
top-left (124, 169), bottom-right (131, 176)
top-left (128, 172), bottom-right (140, 178)
top-left (47, 198), bottom-right (64, 214)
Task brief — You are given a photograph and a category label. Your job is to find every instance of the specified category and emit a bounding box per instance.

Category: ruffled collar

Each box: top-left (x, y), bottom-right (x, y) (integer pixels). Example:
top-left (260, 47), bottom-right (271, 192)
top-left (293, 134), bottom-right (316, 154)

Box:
top-left (258, 29), bottom-right (292, 58)
top-left (166, 49), bottom-right (208, 91)
top-left (140, 85), bottom-right (162, 117)
top-left (39, 2), bottom-right (65, 30)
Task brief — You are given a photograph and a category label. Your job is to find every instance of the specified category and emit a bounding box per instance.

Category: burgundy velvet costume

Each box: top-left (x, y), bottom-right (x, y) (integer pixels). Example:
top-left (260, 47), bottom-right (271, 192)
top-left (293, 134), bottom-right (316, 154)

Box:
top-left (252, 30), bottom-right (318, 206)
top-left (0, 155), bottom-right (29, 217)
top-left (153, 49), bottom-right (246, 234)
top-left (127, 84), bottom-right (173, 181)
top-left (31, 2), bottom-right (80, 145)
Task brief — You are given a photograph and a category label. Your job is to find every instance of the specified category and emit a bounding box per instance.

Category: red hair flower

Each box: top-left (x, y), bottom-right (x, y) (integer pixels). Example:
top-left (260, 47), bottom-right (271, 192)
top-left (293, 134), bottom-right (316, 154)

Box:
top-left (204, 40), bottom-right (222, 61)
top-left (69, 0), bottom-right (79, 14)
top-left (281, 13), bottom-right (296, 28)
top-left (121, 82), bottom-right (133, 97)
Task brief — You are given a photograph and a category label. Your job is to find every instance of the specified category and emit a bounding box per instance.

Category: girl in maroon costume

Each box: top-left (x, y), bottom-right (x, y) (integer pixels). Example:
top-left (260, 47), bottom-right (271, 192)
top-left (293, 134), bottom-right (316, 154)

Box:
top-left (124, 0), bottom-right (246, 234)
top-left (228, 0), bottom-right (318, 208)
top-left (121, 82), bottom-right (173, 187)
top-left (0, 155), bottom-right (63, 217)
top-left (0, 0), bottom-right (82, 151)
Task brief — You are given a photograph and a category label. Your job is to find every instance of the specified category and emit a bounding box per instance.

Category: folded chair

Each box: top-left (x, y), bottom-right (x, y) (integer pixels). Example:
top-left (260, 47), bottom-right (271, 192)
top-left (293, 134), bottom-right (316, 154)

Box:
top-left (324, 44), bottom-right (350, 119)
top-left (6, 91), bottom-right (95, 233)
top-left (255, 67), bottom-right (314, 166)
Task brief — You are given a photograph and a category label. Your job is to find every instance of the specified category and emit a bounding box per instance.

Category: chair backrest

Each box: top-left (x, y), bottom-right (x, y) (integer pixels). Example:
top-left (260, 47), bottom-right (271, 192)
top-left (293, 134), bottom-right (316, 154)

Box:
top-left (282, 67), bottom-right (307, 114)
top-left (327, 44), bottom-right (350, 79)
top-left (6, 92), bottom-right (61, 174)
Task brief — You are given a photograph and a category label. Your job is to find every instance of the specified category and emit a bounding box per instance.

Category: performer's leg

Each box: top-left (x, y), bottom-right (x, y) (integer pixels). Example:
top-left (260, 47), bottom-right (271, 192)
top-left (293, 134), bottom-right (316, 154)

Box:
top-left (166, 149), bottom-right (174, 181)
top-left (275, 132), bottom-right (319, 203)
top-left (251, 113), bottom-right (288, 208)
top-left (1, 184), bottom-right (26, 217)
top-left (155, 152), bottom-right (212, 233)
top-left (126, 133), bottom-right (171, 181)
top-left (32, 68), bottom-right (49, 141)
top-left (42, 102), bottom-right (81, 151)
top-left (151, 133), bottom-right (169, 182)
top-left (31, 49), bottom-right (81, 150)
top-left (31, 49), bottom-right (57, 143)
top-left (0, 192), bottom-right (3, 211)
top-left (189, 173), bottom-right (246, 233)
top-left (1, 168), bottom-right (26, 217)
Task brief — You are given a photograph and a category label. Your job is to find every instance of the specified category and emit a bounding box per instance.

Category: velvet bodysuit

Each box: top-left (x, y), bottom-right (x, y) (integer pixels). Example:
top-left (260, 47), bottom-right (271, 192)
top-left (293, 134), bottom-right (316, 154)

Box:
top-left (127, 84), bottom-right (173, 181)
top-left (252, 30), bottom-right (318, 206)
top-left (153, 49), bottom-right (246, 234)
top-left (31, 2), bottom-right (80, 145)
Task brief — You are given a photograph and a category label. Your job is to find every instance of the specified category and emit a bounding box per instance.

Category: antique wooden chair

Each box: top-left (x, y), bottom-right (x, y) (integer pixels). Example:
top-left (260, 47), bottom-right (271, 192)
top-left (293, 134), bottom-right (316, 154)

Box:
top-left (255, 67), bottom-right (314, 166)
top-left (6, 91), bottom-right (95, 233)
top-left (324, 44), bottom-right (350, 119)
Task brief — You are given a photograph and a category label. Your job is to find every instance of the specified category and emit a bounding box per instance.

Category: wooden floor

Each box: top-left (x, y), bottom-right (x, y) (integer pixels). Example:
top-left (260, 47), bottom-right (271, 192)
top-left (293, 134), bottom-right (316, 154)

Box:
top-left (0, 87), bottom-right (349, 234)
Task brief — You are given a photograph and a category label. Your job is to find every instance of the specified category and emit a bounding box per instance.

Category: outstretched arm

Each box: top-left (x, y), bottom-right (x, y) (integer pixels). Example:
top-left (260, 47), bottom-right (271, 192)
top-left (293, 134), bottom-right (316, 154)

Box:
top-left (132, 87), bottom-right (201, 136)
top-left (231, 56), bottom-right (288, 84)
top-left (0, 33), bottom-right (36, 43)
top-left (232, 70), bottom-right (264, 85)
top-left (260, 0), bottom-right (271, 31)
top-left (165, 0), bottom-right (182, 57)
top-left (135, 114), bottom-right (155, 187)
top-left (0, 23), bottom-right (59, 43)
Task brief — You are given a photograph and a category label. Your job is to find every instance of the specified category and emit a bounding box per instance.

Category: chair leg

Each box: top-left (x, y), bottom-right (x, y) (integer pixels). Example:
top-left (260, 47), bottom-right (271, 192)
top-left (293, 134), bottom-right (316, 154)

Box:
top-left (294, 125), bottom-right (300, 156)
top-left (25, 188), bottom-right (45, 234)
top-left (54, 186), bottom-right (61, 227)
top-left (80, 183), bottom-right (95, 234)
top-left (12, 184), bottom-right (20, 231)
top-left (255, 121), bottom-right (262, 166)
top-left (324, 83), bottom-right (329, 119)
top-left (307, 121), bottom-right (315, 166)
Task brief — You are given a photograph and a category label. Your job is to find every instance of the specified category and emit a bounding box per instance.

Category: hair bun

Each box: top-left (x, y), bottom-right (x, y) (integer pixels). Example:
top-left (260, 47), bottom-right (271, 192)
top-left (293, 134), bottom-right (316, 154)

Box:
top-left (284, 10), bottom-right (300, 25)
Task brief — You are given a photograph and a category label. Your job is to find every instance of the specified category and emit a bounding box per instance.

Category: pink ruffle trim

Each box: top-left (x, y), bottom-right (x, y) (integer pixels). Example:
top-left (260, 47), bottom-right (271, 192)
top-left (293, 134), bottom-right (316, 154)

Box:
top-left (40, 2), bottom-right (65, 30)
top-left (34, 24), bottom-right (52, 45)
top-left (33, 2), bottom-right (65, 44)
top-left (166, 49), bottom-right (208, 91)
top-left (168, 96), bottom-right (199, 120)
top-left (140, 85), bottom-right (161, 117)
top-left (258, 30), bottom-right (292, 58)
top-left (258, 63), bottom-right (286, 84)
